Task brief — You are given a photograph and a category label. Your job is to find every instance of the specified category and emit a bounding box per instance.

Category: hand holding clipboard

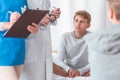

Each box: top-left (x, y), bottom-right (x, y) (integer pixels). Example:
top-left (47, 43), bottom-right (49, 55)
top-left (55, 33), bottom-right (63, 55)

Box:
top-left (4, 9), bottom-right (49, 38)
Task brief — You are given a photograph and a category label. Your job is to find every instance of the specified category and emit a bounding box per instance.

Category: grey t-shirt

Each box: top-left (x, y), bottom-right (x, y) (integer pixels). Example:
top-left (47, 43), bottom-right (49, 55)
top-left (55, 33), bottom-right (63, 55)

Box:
top-left (55, 31), bottom-right (89, 75)
top-left (85, 24), bottom-right (120, 80)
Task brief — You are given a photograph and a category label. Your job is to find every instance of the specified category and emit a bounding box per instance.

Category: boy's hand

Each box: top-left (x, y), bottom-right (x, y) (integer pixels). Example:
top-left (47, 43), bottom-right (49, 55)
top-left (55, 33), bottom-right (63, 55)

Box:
top-left (83, 70), bottom-right (90, 76)
top-left (68, 68), bottom-right (80, 78)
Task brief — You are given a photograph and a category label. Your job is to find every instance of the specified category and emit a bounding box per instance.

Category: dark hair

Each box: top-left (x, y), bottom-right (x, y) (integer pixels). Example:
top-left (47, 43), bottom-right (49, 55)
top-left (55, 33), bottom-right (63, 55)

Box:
top-left (107, 0), bottom-right (120, 20)
top-left (73, 10), bottom-right (91, 24)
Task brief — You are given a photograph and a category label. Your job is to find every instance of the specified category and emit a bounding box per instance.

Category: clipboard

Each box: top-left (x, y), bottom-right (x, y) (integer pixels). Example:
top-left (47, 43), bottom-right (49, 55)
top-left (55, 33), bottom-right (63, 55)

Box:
top-left (4, 9), bottom-right (49, 38)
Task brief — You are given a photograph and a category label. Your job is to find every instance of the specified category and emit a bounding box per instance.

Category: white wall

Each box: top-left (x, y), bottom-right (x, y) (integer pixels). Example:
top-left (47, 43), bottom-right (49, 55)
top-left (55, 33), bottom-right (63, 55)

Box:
top-left (86, 0), bottom-right (107, 31)
top-left (50, 0), bottom-right (72, 51)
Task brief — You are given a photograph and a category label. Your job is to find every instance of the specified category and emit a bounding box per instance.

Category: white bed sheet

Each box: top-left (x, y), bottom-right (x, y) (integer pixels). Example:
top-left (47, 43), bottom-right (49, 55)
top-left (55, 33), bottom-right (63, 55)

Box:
top-left (53, 74), bottom-right (92, 80)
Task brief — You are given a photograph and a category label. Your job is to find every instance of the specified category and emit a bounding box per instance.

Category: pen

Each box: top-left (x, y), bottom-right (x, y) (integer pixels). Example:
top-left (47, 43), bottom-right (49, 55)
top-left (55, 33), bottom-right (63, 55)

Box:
top-left (21, 5), bottom-right (27, 13)
top-left (48, 7), bottom-right (56, 16)
top-left (8, 11), bottom-right (13, 14)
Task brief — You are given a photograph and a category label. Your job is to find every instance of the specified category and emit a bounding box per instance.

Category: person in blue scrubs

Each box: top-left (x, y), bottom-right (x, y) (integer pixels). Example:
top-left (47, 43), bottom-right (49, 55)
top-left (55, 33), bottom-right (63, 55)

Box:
top-left (0, 0), bottom-right (27, 80)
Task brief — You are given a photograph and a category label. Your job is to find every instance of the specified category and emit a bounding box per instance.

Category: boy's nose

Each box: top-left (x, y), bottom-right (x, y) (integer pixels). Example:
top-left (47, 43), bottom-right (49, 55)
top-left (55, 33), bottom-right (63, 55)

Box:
top-left (78, 22), bottom-right (81, 26)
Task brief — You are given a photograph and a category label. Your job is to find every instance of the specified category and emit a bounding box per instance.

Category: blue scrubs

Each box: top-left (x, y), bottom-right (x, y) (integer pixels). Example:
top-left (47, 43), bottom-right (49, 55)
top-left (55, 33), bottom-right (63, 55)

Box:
top-left (0, 0), bottom-right (27, 66)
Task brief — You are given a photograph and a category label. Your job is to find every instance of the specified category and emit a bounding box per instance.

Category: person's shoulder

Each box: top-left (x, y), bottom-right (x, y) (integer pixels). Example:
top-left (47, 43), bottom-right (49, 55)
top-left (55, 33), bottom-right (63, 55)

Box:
top-left (84, 28), bottom-right (105, 40)
top-left (86, 26), bottom-right (120, 55)
top-left (62, 32), bottom-right (72, 38)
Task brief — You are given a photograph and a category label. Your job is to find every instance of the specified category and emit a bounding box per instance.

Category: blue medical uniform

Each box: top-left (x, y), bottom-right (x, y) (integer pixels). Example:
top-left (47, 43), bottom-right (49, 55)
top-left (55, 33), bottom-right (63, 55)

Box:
top-left (0, 0), bottom-right (27, 66)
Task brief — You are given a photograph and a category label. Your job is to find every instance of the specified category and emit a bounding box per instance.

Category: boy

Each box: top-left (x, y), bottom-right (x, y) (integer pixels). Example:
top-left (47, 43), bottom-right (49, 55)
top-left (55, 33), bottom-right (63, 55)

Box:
top-left (85, 0), bottom-right (120, 80)
top-left (54, 10), bottom-right (91, 78)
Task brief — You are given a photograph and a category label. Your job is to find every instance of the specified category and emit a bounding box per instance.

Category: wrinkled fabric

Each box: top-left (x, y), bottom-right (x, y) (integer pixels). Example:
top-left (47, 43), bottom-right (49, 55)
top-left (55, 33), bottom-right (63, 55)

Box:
top-left (21, 0), bottom-right (53, 80)
top-left (54, 32), bottom-right (89, 75)
top-left (85, 24), bottom-right (120, 80)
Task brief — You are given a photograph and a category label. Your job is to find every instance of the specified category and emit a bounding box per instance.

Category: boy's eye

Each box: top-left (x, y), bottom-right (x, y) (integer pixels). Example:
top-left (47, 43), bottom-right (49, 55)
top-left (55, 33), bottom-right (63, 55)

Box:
top-left (80, 21), bottom-right (85, 23)
top-left (75, 19), bottom-right (78, 22)
top-left (75, 20), bottom-right (86, 23)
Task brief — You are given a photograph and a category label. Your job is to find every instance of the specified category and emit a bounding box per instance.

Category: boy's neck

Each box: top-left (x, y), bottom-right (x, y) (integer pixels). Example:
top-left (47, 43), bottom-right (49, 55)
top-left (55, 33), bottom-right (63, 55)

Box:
top-left (111, 19), bottom-right (120, 25)
top-left (74, 30), bottom-right (87, 39)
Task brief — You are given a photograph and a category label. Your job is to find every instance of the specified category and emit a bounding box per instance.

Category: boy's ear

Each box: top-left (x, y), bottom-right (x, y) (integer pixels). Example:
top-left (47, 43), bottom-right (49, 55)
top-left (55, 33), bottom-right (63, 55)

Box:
top-left (109, 8), bottom-right (114, 20)
top-left (87, 24), bottom-right (91, 28)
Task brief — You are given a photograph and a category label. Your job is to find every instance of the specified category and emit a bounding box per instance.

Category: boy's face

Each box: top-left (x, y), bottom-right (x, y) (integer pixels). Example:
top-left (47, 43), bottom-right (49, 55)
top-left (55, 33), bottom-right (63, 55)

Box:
top-left (73, 15), bottom-right (90, 32)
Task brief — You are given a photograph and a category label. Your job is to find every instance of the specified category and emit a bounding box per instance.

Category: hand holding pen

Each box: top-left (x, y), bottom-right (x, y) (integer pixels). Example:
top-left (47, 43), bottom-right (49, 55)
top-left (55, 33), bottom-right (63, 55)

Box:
top-left (48, 7), bottom-right (61, 21)
top-left (9, 11), bottom-right (21, 28)
top-left (52, 7), bottom-right (61, 19)
top-left (9, 12), bottom-right (21, 24)
top-left (39, 7), bottom-right (61, 31)
top-left (4, 11), bottom-right (21, 30)
top-left (6, 5), bottom-right (26, 30)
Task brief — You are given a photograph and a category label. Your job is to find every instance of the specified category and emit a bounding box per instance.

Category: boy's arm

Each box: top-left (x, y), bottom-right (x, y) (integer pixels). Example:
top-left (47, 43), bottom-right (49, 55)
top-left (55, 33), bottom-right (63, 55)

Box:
top-left (53, 63), bottom-right (68, 77)
top-left (78, 64), bottom-right (90, 76)
top-left (54, 51), bottom-right (70, 74)
top-left (54, 34), bottom-right (71, 73)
